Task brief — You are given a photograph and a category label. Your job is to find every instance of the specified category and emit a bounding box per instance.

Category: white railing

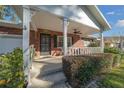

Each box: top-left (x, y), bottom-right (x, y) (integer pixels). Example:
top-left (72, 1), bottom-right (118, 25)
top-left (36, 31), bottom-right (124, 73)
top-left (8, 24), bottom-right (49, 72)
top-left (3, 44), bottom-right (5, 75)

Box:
top-left (68, 47), bottom-right (103, 56)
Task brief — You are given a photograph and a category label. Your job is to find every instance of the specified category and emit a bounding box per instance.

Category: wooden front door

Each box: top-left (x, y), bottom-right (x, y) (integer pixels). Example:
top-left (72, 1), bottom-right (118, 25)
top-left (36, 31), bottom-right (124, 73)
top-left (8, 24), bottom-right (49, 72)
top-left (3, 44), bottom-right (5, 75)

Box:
top-left (40, 33), bottom-right (51, 55)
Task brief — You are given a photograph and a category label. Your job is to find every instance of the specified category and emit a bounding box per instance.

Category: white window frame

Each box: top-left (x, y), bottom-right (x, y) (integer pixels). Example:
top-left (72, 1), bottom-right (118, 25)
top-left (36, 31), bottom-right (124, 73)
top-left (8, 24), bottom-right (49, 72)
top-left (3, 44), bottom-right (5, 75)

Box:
top-left (57, 36), bottom-right (72, 48)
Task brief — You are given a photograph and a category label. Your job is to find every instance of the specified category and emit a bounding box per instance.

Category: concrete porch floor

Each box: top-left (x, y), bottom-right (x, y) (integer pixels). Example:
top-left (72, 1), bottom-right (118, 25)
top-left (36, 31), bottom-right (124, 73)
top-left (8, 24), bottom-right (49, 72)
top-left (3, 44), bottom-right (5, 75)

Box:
top-left (30, 56), bottom-right (68, 88)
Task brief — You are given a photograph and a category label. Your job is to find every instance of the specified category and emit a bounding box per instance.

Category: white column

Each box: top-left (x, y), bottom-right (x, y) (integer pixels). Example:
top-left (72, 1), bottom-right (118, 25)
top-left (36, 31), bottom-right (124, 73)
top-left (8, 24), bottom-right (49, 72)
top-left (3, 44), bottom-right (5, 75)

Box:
top-left (23, 6), bottom-right (31, 86)
top-left (100, 31), bottom-right (104, 53)
top-left (63, 17), bottom-right (68, 56)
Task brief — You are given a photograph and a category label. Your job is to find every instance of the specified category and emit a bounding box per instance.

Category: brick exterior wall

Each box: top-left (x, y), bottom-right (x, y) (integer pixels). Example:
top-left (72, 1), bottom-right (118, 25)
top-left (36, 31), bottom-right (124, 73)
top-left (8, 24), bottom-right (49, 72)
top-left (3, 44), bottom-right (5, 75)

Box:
top-left (72, 39), bottom-right (84, 48)
top-left (0, 26), bottom-right (22, 35)
top-left (0, 26), bottom-right (82, 57)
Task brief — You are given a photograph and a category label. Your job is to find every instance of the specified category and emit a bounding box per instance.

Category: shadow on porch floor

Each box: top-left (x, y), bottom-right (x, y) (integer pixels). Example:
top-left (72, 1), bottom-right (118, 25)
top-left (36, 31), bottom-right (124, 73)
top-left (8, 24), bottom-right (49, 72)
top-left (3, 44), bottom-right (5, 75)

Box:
top-left (30, 56), bottom-right (68, 88)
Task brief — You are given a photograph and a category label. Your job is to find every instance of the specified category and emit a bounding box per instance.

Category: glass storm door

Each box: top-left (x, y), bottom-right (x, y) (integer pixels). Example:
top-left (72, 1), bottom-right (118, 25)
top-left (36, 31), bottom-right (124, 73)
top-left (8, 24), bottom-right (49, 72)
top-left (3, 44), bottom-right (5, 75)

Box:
top-left (40, 34), bottom-right (51, 55)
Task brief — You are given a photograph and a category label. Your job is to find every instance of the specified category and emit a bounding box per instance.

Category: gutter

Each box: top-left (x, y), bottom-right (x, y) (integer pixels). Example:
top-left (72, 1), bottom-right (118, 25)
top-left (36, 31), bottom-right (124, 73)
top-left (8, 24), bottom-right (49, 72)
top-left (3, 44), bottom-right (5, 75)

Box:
top-left (83, 5), bottom-right (111, 31)
top-left (94, 5), bottom-right (111, 30)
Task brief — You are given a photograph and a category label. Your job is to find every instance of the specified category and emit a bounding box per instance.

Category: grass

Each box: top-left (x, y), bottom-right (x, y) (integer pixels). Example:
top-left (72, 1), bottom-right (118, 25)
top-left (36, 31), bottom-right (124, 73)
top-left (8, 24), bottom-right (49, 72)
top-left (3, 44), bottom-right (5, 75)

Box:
top-left (98, 59), bottom-right (124, 88)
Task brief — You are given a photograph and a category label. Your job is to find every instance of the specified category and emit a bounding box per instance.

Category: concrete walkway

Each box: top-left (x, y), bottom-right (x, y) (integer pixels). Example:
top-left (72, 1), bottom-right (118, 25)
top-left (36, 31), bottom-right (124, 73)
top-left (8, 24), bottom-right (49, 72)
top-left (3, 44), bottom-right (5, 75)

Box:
top-left (30, 56), bottom-right (68, 88)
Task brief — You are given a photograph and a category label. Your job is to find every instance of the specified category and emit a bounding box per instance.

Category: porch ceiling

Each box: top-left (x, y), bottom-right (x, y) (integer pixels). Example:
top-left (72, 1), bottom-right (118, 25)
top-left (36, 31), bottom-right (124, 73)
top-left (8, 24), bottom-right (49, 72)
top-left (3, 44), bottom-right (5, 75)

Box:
top-left (0, 5), bottom-right (101, 37)
top-left (31, 9), bottom-right (100, 36)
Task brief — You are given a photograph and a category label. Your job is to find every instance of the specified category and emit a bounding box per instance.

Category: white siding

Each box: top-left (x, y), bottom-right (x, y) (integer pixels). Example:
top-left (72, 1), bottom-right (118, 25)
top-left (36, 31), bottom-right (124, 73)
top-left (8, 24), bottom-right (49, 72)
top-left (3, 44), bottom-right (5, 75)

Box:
top-left (0, 35), bottom-right (22, 54)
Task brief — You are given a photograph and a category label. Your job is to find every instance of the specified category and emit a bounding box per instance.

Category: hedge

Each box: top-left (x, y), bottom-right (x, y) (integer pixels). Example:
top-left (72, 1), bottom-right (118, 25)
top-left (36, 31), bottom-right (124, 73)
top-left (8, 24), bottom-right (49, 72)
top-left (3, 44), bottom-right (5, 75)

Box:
top-left (104, 47), bottom-right (121, 54)
top-left (120, 53), bottom-right (124, 60)
top-left (62, 56), bottom-right (88, 87)
top-left (104, 47), bottom-right (122, 67)
top-left (113, 54), bottom-right (121, 67)
top-left (62, 53), bottom-right (115, 87)
top-left (0, 48), bottom-right (25, 88)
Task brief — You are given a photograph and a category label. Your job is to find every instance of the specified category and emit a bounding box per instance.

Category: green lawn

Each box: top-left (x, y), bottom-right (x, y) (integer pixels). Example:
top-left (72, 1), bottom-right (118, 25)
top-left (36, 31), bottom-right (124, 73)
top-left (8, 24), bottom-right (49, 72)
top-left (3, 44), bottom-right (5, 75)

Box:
top-left (98, 60), bottom-right (124, 88)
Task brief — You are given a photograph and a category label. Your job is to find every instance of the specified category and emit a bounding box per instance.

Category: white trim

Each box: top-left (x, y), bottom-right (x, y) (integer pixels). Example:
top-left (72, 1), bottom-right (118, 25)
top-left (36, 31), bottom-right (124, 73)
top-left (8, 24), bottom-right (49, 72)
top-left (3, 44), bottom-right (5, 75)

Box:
top-left (86, 5), bottom-right (111, 31)
top-left (0, 34), bottom-right (22, 38)
top-left (23, 5), bottom-right (31, 86)
top-left (95, 6), bottom-right (111, 30)
top-left (0, 19), bottom-right (19, 24)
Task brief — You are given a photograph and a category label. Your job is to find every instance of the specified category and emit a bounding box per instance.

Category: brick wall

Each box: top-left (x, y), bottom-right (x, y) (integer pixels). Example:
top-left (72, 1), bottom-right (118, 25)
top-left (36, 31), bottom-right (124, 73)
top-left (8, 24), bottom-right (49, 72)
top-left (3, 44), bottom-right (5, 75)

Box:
top-left (72, 39), bottom-right (84, 48)
top-left (35, 29), bottom-right (81, 57)
top-left (0, 26), bottom-right (22, 35)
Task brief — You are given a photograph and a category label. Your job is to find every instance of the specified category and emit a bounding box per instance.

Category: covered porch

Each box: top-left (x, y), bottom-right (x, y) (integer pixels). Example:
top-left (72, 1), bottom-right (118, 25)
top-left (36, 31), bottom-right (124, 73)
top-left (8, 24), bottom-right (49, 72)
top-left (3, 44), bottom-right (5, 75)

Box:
top-left (0, 5), bottom-right (111, 88)
top-left (1, 5), bottom-right (111, 87)
top-left (14, 5), bottom-right (108, 57)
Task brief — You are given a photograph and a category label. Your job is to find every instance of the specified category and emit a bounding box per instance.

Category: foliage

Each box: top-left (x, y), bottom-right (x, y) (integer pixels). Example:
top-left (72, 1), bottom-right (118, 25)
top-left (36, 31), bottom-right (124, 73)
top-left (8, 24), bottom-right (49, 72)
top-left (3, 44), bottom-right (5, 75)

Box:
top-left (0, 5), bottom-right (19, 23)
top-left (0, 5), bottom-right (12, 20)
top-left (98, 61), bottom-right (124, 88)
top-left (95, 48), bottom-right (124, 88)
top-left (78, 54), bottom-right (114, 86)
top-left (0, 48), bottom-right (25, 88)
top-left (77, 57), bottom-right (98, 86)
top-left (104, 47), bottom-right (121, 54)
top-left (0, 5), bottom-right (4, 19)
top-left (113, 54), bottom-right (121, 67)
top-left (62, 53), bottom-right (114, 87)
top-left (120, 53), bottom-right (124, 60)
top-left (104, 47), bottom-right (123, 66)
top-left (62, 56), bottom-right (87, 87)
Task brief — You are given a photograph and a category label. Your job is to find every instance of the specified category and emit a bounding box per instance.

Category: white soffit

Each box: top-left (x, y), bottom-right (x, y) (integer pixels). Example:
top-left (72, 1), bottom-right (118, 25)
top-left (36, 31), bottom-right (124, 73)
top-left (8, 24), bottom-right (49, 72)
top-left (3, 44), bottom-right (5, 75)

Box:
top-left (32, 8), bottom-right (99, 36)
top-left (31, 5), bottom-right (100, 31)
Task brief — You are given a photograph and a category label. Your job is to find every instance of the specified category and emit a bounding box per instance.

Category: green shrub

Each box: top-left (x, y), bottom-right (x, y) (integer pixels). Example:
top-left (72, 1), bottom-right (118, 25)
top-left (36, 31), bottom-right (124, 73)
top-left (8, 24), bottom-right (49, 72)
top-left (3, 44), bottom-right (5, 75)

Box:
top-left (0, 48), bottom-right (25, 88)
top-left (79, 53), bottom-right (114, 73)
top-left (98, 60), bottom-right (124, 88)
top-left (104, 47), bottom-right (121, 54)
top-left (120, 53), bottom-right (124, 60)
top-left (62, 53), bottom-right (114, 87)
top-left (104, 47), bottom-right (123, 67)
top-left (77, 57), bottom-right (98, 86)
top-left (113, 54), bottom-right (121, 67)
top-left (97, 53), bottom-right (114, 72)
top-left (62, 56), bottom-right (88, 87)
top-left (78, 54), bottom-right (114, 86)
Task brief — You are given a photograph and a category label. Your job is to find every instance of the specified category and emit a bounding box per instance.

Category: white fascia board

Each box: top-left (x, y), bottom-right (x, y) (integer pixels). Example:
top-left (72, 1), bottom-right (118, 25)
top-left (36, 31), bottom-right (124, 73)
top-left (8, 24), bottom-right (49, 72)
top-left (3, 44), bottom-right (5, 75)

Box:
top-left (86, 5), bottom-right (111, 31)
top-left (0, 19), bottom-right (18, 24)
top-left (0, 34), bottom-right (22, 38)
top-left (95, 6), bottom-right (111, 30)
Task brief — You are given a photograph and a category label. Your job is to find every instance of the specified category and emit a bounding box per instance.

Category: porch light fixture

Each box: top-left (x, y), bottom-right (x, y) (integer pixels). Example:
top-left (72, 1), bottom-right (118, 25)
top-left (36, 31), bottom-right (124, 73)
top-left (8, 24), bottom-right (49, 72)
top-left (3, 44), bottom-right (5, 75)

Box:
top-left (23, 25), bottom-right (27, 30)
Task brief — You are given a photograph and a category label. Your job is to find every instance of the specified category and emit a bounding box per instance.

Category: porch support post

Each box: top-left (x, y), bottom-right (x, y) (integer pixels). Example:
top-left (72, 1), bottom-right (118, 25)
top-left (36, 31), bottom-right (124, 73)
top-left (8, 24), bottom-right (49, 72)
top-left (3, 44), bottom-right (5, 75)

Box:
top-left (63, 17), bottom-right (68, 56)
top-left (100, 31), bottom-right (104, 53)
top-left (23, 6), bottom-right (31, 86)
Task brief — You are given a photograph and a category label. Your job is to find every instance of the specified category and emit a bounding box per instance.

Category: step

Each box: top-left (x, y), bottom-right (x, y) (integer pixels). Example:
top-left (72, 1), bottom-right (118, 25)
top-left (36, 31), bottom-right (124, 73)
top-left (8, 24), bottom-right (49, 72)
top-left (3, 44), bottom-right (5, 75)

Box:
top-left (41, 67), bottom-right (63, 77)
top-left (51, 80), bottom-right (71, 88)
top-left (31, 63), bottom-right (63, 77)
top-left (34, 57), bottom-right (62, 64)
top-left (31, 61), bottom-right (63, 76)
top-left (32, 61), bottom-right (63, 73)
top-left (31, 71), bottom-right (67, 88)
top-left (51, 82), bottom-right (67, 88)
top-left (38, 71), bottom-right (66, 84)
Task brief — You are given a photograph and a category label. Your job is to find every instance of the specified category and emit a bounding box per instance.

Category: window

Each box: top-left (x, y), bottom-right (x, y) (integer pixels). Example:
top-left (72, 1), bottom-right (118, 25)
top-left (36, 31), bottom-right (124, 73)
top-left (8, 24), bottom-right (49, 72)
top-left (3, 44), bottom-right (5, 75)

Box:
top-left (57, 36), bottom-right (72, 48)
